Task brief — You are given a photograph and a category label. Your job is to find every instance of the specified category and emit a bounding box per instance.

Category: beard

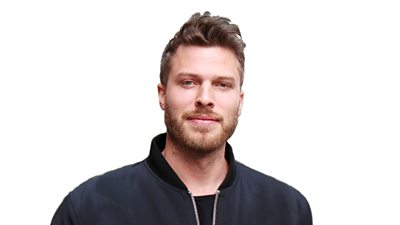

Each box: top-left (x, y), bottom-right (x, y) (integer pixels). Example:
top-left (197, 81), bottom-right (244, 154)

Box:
top-left (164, 104), bottom-right (239, 156)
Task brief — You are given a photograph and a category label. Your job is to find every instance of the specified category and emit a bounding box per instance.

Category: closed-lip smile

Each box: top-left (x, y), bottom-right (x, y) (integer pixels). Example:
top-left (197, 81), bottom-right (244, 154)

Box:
top-left (187, 114), bottom-right (220, 125)
top-left (188, 115), bottom-right (218, 121)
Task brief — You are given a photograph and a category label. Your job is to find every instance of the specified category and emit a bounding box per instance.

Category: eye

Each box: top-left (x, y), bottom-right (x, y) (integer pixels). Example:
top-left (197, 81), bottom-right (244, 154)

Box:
top-left (181, 80), bottom-right (196, 87)
top-left (215, 82), bottom-right (232, 89)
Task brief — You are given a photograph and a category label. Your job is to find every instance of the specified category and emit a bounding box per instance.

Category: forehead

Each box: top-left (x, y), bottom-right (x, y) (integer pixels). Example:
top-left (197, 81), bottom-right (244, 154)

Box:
top-left (170, 45), bottom-right (240, 80)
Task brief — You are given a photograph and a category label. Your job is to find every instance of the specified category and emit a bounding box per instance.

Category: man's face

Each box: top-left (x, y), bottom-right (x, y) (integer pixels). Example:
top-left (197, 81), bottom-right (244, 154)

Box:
top-left (158, 45), bottom-right (244, 154)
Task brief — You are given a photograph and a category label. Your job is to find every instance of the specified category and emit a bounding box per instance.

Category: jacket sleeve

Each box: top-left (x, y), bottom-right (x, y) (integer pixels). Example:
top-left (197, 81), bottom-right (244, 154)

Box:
top-left (51, 194), bottom-right (80, 225)
top-left (297, 192), bottom-right (313, 225)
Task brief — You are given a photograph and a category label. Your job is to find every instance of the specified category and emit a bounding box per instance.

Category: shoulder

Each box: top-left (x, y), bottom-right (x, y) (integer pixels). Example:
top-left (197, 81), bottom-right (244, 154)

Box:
top-left (68, 160), bottom-right (148, 203)
top-left (51, 161), bottom-right (149, 225)
top-left (237, 162), bottom-right (294, 188)
top-left (232, 162), bottom-right (313, 224)
top-left (235, 161), bottom-right (310, 205)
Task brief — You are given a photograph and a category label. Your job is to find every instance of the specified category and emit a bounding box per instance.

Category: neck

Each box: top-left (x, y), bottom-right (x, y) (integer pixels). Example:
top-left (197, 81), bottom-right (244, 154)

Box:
top-left (162, 135), bottom-right (228, 196)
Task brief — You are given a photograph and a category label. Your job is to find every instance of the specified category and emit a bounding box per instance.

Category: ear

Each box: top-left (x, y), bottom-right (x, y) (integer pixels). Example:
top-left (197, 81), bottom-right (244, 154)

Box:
top-left (158, 83), bottom-right (166, 110)
top-left (238, 90), bottom-right (244, 116)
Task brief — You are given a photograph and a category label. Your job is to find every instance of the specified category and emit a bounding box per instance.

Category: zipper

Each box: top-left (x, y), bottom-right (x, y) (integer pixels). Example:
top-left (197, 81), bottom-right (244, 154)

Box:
top-left (189, 190), bottom-right (220, 225)
top-left (212, 190), bottom-right (220, 225)
top-left (189, 192), bottom-right (201, 225)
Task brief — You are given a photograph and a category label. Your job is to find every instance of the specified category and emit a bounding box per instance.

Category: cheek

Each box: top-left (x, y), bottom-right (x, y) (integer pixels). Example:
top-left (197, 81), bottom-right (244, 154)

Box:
top-left (165, 90), bottom-right (195, 110)
top-left (217, 95), bottom-right (242, 112)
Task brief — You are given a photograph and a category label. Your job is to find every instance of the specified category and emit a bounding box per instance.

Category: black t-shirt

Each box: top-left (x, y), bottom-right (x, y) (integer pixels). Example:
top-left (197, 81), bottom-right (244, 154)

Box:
top-left (195, 195), bottom-right (215, 225)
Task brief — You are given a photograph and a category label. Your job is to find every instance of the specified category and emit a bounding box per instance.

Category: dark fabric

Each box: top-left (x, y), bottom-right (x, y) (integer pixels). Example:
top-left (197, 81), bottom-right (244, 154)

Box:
top-left (51, 133), bottom-right (312, 225)
top-left (146, 133), bottom-right (187, 190)
top-left (195, 195), bottom-right (215, 225)
top-left (146, 133), bottom-right (236, 191)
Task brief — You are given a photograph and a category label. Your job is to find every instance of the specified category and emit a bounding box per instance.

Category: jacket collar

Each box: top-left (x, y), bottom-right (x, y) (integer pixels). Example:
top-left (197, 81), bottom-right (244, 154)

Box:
top-left (146, 133), bottom-right (236, 191)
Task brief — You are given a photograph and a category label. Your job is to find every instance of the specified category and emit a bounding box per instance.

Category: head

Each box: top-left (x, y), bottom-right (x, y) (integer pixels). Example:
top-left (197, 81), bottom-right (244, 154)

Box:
top-left (160, 11), bottom-right (246, 87)
top-left (158, 12), bottom-right (246, 155)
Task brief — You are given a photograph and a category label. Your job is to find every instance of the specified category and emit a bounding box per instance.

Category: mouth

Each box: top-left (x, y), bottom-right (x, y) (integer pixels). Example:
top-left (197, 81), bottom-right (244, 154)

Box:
top-left (186, 114), bottom-right (221, 125)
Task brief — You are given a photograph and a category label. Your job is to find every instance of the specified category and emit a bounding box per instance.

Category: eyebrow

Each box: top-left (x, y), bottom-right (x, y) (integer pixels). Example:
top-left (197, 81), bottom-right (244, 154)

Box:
top-left (177, 72), bottom-right (237, 83)
top-left (176, 72), bottom-right (200, 78)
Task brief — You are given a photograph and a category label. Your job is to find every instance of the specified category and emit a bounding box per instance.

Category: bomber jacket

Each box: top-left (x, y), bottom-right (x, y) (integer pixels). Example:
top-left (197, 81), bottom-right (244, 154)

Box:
top-left (51, 133), bottom-right (312, 225)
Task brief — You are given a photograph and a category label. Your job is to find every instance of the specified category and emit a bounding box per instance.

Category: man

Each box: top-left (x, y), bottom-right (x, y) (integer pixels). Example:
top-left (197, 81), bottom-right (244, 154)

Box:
top-left (51, 11), bottom-right (312, 225)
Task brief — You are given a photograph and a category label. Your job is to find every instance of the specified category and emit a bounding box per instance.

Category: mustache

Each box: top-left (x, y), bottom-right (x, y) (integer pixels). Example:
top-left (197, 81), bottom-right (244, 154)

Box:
top-left (183, 108), bottom-right (222, 121)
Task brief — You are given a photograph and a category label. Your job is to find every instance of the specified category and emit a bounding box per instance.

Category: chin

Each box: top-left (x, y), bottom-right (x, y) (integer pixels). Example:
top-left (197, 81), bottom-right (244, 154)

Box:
top-left (183, 128), bottom-right (226, 152)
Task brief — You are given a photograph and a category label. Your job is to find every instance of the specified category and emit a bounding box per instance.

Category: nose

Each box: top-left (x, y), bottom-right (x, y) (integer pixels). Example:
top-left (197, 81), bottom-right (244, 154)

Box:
top-left (195, 84), bottom-right (214, 108)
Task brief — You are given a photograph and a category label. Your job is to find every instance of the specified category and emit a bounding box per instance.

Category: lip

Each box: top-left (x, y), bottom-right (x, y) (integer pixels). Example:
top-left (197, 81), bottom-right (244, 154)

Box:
top-left (188, 115), bottom-right (219, 121)
top-left (186, 115), bottom-right (220, 125)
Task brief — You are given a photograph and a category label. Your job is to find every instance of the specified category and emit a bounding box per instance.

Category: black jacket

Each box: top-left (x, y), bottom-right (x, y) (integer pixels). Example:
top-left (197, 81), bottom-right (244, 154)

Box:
top-left (51, 133), bottom-right (312, 225)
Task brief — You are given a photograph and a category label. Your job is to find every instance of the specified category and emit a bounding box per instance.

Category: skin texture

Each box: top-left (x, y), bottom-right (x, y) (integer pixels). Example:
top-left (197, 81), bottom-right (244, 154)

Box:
top-left (158, 45), bottom-right (244, 195)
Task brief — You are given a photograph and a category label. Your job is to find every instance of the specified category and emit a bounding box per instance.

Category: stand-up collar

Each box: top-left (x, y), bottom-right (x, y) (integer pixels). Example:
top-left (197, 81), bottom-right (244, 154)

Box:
top-left (146, 133), bottom-right (237, 191)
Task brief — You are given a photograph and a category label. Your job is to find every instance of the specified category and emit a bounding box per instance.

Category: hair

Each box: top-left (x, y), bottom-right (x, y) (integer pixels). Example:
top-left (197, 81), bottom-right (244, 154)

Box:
top-left (160, 11), bottom-right (246, 87)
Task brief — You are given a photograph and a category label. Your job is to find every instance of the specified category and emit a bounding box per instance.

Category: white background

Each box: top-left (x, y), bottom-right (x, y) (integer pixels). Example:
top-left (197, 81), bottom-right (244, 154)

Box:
top-left (1, 0), bottom-right (399, 224)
